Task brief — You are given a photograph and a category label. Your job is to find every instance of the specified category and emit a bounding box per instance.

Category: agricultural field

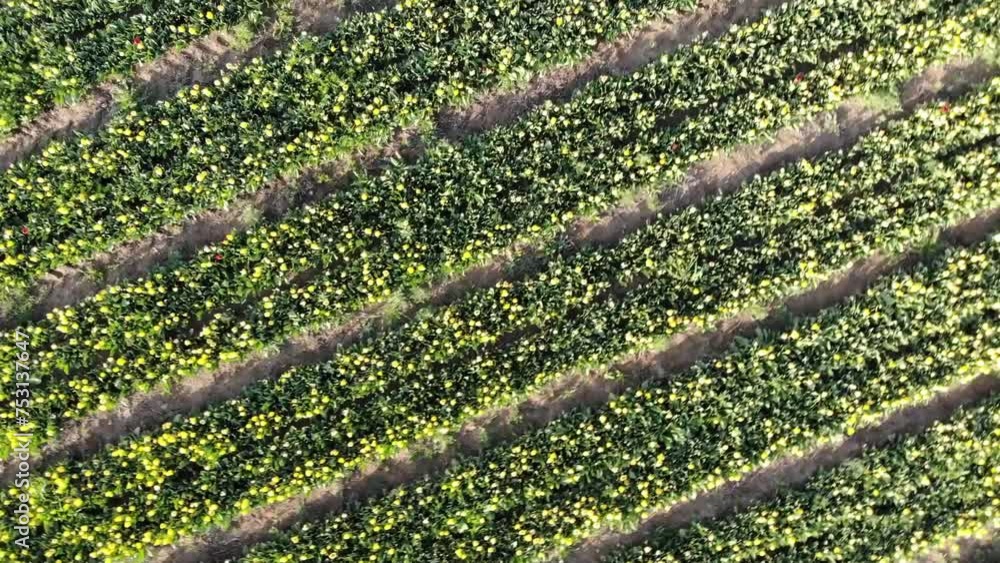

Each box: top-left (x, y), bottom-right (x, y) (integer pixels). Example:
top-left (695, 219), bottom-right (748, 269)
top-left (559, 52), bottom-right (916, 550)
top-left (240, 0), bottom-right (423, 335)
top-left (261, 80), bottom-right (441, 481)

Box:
top-left (0, 0), bottom-right (998, 562)
top-left (0, 0), bottom-right (276, 133)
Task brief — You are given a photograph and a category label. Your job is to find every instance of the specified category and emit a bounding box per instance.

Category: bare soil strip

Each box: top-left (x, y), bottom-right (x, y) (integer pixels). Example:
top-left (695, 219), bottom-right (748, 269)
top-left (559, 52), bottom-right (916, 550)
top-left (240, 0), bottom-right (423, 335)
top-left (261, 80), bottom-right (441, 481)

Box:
top-left (466, 207), bottom-right (1000, 463)
top-left (0, 87), bottom-right (118, 172)
top-left (563, 374), bottom-right (1000, 563)
top-left (951, 539), bottom-right (1000, 563)
top-left (569, 56), bottom-right (998, 248)
top-left (0, 242), bottom-right (508, 482)
top-left (0, 0), bottom-right (390, 171)
top-left (292, 0), bottom-right (399, 35)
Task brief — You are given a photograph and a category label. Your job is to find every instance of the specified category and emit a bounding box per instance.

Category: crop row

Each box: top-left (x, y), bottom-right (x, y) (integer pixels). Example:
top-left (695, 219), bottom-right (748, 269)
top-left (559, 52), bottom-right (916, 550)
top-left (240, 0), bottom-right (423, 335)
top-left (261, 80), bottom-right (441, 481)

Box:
top-left (0, 0), bottom-right (275, 133)
top-left (10, 80), bottom-right (1000, 561)
top-left (229, 238), bottom-right (1000, 563)
top-left (611, 393), bottom-right (1000, 563)
top-left (0, 0), bottom-right (694, 290)
top-left (4, 0), bottom-right (997, 450)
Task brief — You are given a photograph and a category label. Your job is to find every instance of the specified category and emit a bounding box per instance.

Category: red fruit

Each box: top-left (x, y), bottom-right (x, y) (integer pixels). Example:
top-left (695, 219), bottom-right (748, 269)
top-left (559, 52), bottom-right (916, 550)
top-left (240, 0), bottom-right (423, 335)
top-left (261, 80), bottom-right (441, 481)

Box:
top-left (941, 103), bottom-right (951, 114)
top-left (213, 253), bottom-right (223, 262)
top-left (794, 72), bottom-right (805, 83)
top-left (132, 36), bottom-right (143, 46)
top-left (20, 226), bottom-right (28, 235)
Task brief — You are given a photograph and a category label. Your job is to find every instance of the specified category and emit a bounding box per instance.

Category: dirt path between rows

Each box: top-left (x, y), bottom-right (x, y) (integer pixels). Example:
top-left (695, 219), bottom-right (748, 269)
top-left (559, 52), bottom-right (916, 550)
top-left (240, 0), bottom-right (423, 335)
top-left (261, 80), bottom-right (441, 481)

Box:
top-left (568, 57), bottom-right (997, 247)
top-left (914, 525), bottom-right (1000, 563)
top-left (436, 0), bottom-right (792, 139)
top-left (0, 244), bottom-right (513, 483)
top-left (0, 127), bottom-right (425, 329)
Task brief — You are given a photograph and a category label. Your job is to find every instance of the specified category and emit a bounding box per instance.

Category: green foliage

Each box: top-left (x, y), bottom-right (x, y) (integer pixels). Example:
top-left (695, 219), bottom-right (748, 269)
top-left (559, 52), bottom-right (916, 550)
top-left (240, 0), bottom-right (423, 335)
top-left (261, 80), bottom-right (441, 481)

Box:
top-left (857, 88), bottom-right (903, 113)
top-left (228, 21), bottom-right (259, 50)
